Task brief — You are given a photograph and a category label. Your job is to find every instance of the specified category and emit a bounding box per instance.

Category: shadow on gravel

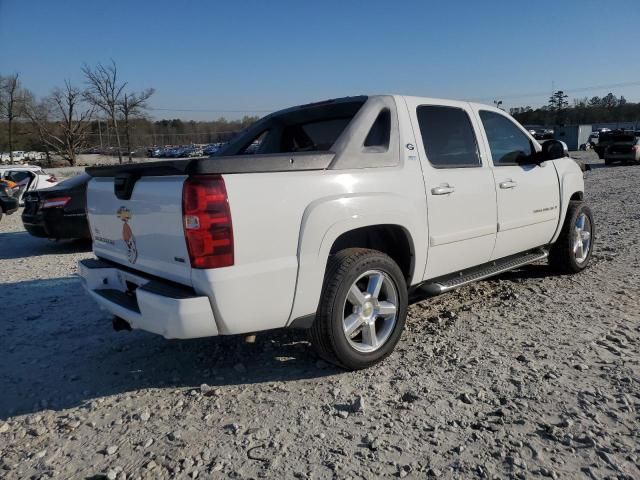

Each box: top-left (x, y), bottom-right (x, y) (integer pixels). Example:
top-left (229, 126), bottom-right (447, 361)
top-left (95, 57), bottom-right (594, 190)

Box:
top-left (493, 263), bottom-right (556, 281)
top-left (0, 231), bottom-right (91, 260)
top-left (0, 276), bottom-right (336, 419)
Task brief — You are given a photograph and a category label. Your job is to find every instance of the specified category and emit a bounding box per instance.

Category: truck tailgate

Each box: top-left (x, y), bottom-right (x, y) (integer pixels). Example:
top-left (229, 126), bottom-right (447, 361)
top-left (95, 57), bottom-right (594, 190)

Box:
top-left (88, 175), bottom-right (193, 286)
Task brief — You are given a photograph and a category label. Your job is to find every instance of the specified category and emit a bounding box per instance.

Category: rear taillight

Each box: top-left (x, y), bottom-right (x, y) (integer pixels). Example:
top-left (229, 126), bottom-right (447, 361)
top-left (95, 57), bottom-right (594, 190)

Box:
top-left (46, 174), bottom-right (57, 183)
top-left (182, 175), bottom-right (234, 269)
top-left (42, 196), bottom-right (71, 209)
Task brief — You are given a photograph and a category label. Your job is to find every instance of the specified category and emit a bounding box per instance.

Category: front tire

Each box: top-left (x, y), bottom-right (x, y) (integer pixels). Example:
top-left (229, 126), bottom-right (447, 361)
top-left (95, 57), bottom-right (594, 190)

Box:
top-left (309, 248), bottom-right (408, 370)
top-left (549, 201), bottom-right (594, 273)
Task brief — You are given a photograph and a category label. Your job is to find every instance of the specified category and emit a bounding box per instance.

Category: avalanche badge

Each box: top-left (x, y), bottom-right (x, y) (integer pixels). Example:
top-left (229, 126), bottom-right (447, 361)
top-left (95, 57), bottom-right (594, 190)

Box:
top-left (117, 206), bottom-right (138, 264)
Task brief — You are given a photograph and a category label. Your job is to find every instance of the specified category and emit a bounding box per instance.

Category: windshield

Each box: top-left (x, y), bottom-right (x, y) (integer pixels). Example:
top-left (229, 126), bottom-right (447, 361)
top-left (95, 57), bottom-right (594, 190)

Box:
top-left (217, 97), bottom-right (367, 156)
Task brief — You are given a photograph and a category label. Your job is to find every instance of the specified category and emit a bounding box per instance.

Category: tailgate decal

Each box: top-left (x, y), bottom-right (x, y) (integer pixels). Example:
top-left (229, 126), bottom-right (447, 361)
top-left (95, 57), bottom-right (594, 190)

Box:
top-left (117, 206), bottom-right (138, 264)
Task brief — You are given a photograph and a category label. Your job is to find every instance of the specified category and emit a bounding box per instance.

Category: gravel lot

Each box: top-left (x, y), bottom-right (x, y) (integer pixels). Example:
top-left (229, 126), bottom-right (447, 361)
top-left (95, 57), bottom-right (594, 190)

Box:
top-left (1, 153), bottom-right (639, 479)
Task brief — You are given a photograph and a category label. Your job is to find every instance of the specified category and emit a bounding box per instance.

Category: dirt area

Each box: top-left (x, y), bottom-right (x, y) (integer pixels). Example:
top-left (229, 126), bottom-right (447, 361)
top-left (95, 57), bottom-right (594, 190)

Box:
top-left (0, 152), bottom-right (638, 479)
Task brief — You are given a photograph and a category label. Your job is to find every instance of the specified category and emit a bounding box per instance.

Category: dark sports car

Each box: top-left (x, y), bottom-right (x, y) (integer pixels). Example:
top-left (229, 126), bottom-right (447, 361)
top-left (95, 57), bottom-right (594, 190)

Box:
top-left (22, 173), bottom-right (91, 240)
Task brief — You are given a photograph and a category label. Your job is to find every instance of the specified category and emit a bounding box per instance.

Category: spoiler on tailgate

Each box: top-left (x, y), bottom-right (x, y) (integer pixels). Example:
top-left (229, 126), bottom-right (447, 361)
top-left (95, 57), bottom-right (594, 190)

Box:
top-left (85, 152), bottom-right (336, 178)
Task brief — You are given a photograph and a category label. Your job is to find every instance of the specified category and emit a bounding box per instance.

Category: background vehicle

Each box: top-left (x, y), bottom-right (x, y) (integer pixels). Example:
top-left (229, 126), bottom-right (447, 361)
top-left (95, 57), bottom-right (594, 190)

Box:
top-left (79, 95), bottom-right (592, 370)
top-left (593, 129), bottom-right (628, 159)
top-left (0, 183), bottom-right (19, 222)
top-left (22, 173), bottom-right (91, 240)
top-left (523, 125), bottom-right (554, 140)
top-left (0, 165), bottom-right (58, 205)
top-left (603, 131), bottom-right (640, 165)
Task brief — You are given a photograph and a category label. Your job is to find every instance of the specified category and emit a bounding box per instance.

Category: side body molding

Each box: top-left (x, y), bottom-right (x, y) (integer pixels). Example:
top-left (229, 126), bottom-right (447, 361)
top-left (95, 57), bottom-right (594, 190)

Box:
top-left (550, 158), bottom-right (586, 243)
top-left (287, 192), bottom-right (426, 324)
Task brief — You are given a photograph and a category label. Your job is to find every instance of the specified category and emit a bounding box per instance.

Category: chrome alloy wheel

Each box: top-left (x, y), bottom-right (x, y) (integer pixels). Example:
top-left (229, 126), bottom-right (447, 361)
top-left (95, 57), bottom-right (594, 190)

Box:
top-left (342, 270), bottom-right (398, 353)
top-left (574, 213), bottom-right (592, 264)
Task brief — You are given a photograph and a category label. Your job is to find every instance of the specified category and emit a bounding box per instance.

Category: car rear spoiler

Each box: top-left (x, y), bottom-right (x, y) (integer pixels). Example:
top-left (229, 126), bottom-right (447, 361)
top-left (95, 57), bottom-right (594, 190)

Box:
top-left (85, 152), bottom-right (335, 178)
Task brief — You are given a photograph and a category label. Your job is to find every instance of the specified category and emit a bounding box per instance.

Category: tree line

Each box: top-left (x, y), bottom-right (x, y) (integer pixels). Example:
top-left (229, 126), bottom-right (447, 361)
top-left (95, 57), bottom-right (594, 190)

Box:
top-left (510, 90), bottom-right (640, 127)
top-left (0, 62), bottom-right (258, 165)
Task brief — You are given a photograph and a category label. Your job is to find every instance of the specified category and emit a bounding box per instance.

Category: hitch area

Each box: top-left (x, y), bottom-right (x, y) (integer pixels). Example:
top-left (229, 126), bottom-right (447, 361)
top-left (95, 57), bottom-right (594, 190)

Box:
top-left (112, 316), bottom-right (132, 332)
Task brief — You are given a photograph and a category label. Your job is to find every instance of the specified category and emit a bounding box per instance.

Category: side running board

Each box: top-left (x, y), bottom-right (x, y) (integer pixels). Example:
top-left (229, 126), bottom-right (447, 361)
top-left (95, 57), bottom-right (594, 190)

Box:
top-left (419, 249), bottom-right (549, 296)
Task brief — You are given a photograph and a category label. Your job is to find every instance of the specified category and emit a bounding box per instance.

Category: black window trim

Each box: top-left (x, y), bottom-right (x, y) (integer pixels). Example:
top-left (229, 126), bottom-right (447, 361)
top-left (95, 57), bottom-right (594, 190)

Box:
top-left (478, 109), bottom-right (536, 167)
top-left (416, 105), bottom-right (482, 170)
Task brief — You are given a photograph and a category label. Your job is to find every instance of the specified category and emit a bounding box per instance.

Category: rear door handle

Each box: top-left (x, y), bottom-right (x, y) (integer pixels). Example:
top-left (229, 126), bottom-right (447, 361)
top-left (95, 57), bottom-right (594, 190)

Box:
top-left (499, 180), bottom-right (518, 189)
top-left (431, 184), bottom-right (455, 195)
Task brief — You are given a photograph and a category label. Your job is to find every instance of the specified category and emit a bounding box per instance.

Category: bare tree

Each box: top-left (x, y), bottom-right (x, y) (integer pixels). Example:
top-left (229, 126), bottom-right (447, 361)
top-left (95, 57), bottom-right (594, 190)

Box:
top-left (82, 61), bottom-right (126, 163)
top-left (119, 88), bottom-right (155, 162)
top-left (24, 81), bottom-right (94, 166)
top-left (0, 73), bottom-right (24, 162)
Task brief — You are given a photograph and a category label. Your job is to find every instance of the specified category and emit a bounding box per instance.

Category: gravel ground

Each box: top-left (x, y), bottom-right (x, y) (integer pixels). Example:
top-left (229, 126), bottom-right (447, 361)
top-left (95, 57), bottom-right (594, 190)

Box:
top-left (0, 153), bottom-right (638, 479)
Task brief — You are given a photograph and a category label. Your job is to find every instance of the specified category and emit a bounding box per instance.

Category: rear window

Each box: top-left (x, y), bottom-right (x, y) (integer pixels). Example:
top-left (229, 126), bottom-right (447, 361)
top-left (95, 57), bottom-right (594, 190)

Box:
top-left (280, 118), bottom-right (352, 152)
top-left (612, 134), bottom-right (636, 142)
top-left (6, 171), bottom-right (32, 182)
top-left (56, 173), bottom-right (90, 188)
top-left (219, 98), bottom-right (366, 156)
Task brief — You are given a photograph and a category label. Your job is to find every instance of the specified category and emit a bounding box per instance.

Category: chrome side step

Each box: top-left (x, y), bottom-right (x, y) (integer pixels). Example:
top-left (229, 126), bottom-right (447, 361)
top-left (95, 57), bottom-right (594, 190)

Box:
top-left (419, 249), bottom-right (549, 296)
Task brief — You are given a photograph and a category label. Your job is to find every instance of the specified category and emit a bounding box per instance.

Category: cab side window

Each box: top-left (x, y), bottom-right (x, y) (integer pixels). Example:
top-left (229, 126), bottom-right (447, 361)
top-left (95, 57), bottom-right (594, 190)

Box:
top-left (416, 105), bottom-right (481, 168)
top-left (479, 111), bottom-right (533, 166)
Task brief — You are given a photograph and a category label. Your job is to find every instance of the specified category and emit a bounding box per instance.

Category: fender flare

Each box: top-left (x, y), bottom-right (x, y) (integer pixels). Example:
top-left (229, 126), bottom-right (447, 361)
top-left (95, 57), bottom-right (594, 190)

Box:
top-left (287, 192), bottom-right (426, 324)
top-left (551, 168), bottom-right (584, 243)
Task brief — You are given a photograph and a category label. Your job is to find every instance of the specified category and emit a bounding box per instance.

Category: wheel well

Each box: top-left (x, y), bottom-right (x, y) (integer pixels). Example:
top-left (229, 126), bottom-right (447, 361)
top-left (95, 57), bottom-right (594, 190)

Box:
top-left (330, 225), bottom-right (414, 282)
top-left (570, 191), bottom-right (584, 201)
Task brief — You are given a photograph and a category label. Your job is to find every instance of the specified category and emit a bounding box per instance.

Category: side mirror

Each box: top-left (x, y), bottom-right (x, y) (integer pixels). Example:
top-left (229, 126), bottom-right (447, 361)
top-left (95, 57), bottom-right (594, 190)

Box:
top-left (539, 140), bottom-right (568, 161)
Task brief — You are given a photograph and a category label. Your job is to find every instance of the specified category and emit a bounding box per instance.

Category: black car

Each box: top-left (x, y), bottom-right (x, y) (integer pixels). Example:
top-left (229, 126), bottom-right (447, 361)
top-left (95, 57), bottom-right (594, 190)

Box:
top-left (0, 183), bottom-right (19, 222)
top-left (22, 173), bottom-right (91, 240)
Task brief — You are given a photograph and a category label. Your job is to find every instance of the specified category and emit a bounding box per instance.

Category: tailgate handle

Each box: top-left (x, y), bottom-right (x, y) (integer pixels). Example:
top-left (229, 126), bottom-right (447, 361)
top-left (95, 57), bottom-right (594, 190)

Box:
top-left (114, 173), bottom-right (140, 200)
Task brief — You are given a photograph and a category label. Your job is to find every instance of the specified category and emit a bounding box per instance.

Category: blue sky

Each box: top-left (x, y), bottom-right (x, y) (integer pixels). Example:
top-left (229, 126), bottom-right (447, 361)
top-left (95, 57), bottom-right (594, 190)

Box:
top-left (1, 0), bottom-right (639, 120)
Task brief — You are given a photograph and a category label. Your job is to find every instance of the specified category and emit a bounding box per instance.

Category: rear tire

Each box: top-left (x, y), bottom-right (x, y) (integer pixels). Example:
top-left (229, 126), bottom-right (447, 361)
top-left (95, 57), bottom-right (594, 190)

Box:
top-left (549, 201), bottom-right (594, 273)
top-left (309, 248), bottom-right (408, 370)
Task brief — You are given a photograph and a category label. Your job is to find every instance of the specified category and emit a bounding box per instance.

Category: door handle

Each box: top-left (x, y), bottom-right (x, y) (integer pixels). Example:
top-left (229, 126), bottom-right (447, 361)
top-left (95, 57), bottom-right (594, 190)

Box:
top-left (499, 180), bottom-right (518, 189)
top-left (431, 184), bottom-right (455, 195)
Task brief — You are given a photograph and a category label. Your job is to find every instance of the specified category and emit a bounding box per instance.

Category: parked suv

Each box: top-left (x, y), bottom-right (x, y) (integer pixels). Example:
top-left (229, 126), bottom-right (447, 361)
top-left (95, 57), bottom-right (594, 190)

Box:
top-left (79, 95), bottom-right (593, 370)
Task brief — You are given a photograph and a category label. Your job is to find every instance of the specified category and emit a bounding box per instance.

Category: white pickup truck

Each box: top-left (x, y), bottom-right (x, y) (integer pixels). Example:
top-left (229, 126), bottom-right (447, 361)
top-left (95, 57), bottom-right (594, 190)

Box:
top-left (79, 95), bottom-right (594, 369)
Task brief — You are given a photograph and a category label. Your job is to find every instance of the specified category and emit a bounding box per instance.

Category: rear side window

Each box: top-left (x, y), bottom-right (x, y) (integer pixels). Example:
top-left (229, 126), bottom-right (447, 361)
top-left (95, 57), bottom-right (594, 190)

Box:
top-left (240, 130), bottom-right (269, 154)
top-left (364, 109), bottom-right (391, 150)
top-left (479, 111), bottom-right (533, 166)
top-left (280, 118), bottom-right (352, 152)
top-left (416, 106), bottom-right (481, 168)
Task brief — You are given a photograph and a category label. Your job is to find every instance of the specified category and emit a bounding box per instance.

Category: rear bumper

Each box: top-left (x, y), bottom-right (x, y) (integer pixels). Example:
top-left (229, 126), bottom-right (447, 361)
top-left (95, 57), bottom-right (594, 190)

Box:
top-left (22, 210), bottom-right (90, 240)
top-left (78, 259), bottom-right (218, 339)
